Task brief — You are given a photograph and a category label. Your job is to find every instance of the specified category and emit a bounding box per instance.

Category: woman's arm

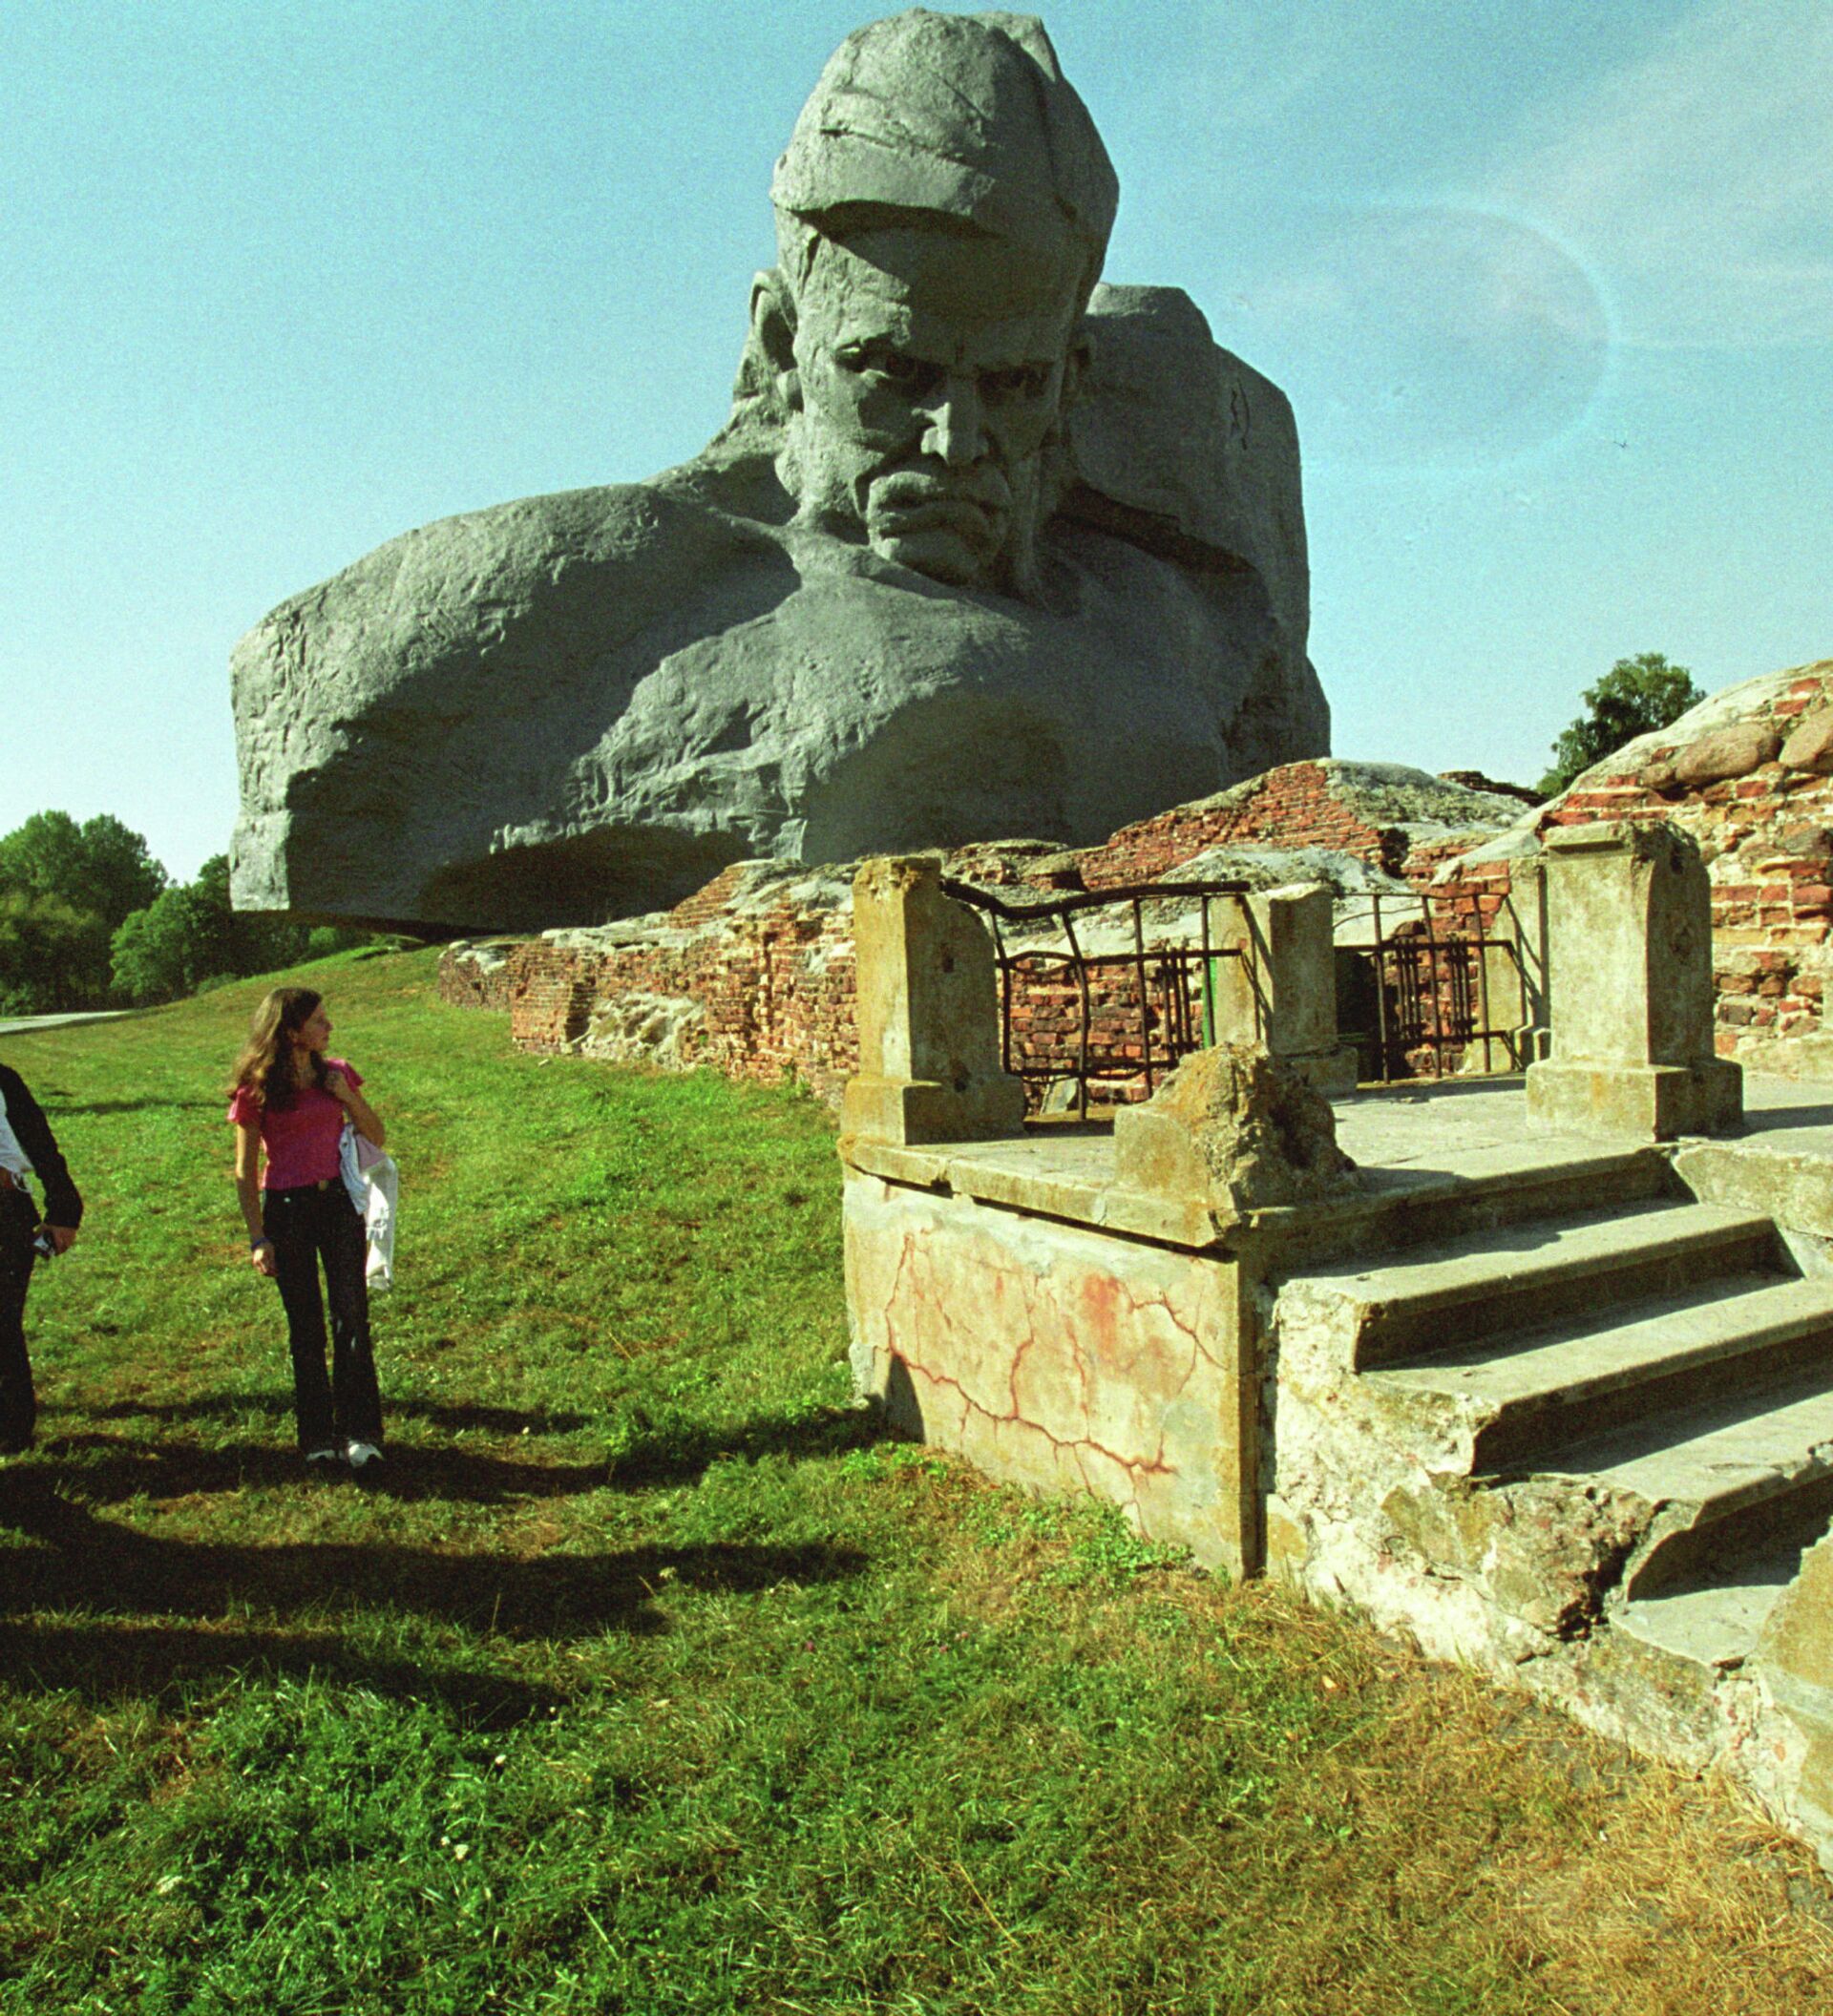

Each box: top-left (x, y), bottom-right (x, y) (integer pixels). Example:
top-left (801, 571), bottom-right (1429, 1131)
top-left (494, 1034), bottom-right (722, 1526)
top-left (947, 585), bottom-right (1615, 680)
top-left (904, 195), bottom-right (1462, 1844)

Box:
top-left (326, 1069), bottom-right (386, 1150)
top-left (234, 1123), bottom-right (275, 1276)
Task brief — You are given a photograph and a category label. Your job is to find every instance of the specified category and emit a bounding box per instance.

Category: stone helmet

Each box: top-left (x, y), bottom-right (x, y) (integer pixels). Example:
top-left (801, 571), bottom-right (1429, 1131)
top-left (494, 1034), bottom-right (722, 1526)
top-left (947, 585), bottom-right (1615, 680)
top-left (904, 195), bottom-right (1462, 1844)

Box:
top-left (769, 9), bottom-right (1118, 308)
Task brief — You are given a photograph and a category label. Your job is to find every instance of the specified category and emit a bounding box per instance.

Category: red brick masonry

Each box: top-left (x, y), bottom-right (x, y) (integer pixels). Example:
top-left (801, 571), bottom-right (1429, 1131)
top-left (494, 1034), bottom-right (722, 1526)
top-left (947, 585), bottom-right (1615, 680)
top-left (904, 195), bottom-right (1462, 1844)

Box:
top-left (1430, 663), bottom-right (1833, 1060)
top-left (442, 673), bottom-right (1833, 1094)
top-left (440, 760), bottom-right (1523, 1105)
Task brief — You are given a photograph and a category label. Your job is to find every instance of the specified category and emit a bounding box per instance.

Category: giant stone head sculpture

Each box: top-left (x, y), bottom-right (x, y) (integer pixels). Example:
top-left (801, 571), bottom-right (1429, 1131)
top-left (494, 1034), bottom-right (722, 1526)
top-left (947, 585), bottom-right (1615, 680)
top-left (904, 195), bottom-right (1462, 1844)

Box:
top-left (760, 11), bottom-right (1115, 595)
top-left (230, 10), bottom-right (1328, 934)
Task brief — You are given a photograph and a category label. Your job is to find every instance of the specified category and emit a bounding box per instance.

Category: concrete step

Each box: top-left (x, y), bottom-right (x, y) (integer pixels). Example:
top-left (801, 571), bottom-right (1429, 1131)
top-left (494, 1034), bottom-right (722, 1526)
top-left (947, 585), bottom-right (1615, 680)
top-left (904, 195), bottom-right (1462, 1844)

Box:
top-left (1614, 1476), bottom-right (1833, 1670)
top-left (1366, 1274), bottom-right (1833, 1476)
top-left (1574, 1364), bottom-right (1833, 1520)
top-left (1548, 1369), bottom-right (1833, 1655)
top-left (1292, 1199), bottom-right (1782, 1369)
top-left (1260, 1141), bottom-right (1677, 1270)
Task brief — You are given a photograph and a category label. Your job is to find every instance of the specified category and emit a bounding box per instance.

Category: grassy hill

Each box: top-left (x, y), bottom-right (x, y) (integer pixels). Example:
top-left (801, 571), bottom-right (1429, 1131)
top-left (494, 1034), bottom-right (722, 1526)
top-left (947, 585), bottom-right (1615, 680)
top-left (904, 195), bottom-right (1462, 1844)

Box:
top-left (2, 950), bottom-right (1828, 2014)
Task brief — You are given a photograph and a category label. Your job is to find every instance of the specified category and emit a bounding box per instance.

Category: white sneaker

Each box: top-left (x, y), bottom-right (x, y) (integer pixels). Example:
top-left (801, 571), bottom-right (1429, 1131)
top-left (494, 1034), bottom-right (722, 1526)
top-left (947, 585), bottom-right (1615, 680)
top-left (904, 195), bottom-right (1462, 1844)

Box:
top-left (345, 1440), bottom-right (384, 1469)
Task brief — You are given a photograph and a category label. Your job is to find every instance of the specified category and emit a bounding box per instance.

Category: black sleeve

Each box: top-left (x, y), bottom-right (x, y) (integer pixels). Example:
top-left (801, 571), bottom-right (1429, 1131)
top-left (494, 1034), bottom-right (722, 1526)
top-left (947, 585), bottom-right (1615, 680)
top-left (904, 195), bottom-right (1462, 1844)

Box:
top-left (0, 1065), bottom-right (83, 1228)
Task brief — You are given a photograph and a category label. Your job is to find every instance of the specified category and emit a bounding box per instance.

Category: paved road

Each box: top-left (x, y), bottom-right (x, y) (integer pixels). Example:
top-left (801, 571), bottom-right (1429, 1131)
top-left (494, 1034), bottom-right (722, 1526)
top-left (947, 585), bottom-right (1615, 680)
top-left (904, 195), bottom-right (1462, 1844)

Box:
top-left (0, 1011), bottom-right (135, 1038)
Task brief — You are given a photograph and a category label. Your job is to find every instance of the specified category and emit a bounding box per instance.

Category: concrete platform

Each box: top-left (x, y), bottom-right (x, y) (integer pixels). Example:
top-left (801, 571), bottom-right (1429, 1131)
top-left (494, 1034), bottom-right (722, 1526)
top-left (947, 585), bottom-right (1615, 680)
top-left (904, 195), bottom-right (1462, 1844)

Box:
top-left (1331, 1069), bottom-right (1833, 1187)
top-left (848, 1070), bottom-right (1833, 1259)
top-left (840, 1068), bottom-right (1833, 1874)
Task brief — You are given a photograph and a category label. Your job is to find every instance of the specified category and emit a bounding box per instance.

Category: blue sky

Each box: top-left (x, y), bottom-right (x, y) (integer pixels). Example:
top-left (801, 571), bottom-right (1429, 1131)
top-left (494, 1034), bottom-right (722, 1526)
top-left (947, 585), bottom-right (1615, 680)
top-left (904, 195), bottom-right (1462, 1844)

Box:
top-left (6, 0), bottom-right (1829, 882)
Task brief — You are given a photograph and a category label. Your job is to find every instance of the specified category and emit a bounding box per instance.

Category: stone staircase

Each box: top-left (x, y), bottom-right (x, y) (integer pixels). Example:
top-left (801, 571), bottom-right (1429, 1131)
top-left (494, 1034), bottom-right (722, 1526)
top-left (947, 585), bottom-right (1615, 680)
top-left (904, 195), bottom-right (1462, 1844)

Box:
top-left (1266, 1156), bottom-right (1833, 1828)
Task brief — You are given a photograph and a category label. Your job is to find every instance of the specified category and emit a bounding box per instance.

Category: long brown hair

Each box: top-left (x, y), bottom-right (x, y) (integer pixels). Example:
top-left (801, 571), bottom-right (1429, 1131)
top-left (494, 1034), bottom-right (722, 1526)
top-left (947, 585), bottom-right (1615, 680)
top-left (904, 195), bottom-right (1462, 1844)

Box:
top-left (228, 987), bottom-right (328, 1111)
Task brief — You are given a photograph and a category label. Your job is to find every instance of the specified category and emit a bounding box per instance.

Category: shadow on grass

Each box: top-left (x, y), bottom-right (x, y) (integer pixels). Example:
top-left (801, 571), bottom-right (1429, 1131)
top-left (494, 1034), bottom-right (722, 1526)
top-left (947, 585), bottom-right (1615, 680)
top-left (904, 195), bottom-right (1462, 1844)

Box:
top-left (73, 1392), bottom-right (596, 1438)
top-left (51, 1096), bottom-right (225, 1116)
top-left (0, 1476), bottom-right (866, 1648)
top-left (606, 1404), bottom-right (884, 1485)
top-left (60, 1399), bottom-right (890, 1490)
top-left (41, 1432), bottom-right (615, 1505)
top-left (3, 1621), bottom-right (564, 1727)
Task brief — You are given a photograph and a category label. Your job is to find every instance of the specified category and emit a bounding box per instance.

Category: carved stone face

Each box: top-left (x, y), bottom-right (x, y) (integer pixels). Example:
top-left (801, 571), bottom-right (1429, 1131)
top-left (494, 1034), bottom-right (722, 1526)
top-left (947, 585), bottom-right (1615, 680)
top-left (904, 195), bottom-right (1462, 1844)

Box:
top-left (786, 225), bottom-right (1083, 593)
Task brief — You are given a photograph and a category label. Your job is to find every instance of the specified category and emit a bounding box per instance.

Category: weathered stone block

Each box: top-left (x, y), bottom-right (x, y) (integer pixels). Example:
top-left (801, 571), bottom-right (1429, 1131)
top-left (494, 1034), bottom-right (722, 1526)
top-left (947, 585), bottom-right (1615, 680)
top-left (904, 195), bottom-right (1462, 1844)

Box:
top-left (1780, 709), bottom-right (1833, 776)
top-left (840, 855), bottom-right (1024, 1146)
top-left (1207, 882), bottom-right (1358, 1092)
top-left (1673, 724), bottom-right (1781, 787)
top-left (1111, 1042), bottom-right (1357, 1220)
top-left (1527, 820), bottom-right (1742, 1139)
top-left (1523, 1059), bottom-right (1742, 1141)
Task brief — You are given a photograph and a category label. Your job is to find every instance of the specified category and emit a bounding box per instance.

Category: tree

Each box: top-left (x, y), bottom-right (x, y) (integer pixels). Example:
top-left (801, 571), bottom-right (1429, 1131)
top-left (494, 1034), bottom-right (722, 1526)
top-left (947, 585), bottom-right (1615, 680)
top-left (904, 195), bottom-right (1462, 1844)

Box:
top-left (0, 810), bottom-right (165, 928)
top-left (0, 892), bottom-right (114, 1015)
top-left (0, 811), bottom-right (168, 1012)
top-left (110, 877), bottom-right (241, 1006)
top-left (109, 854), bottom-right (371, 1006)
top-left (1538, 652), bottom-right (1705, 797)
top-left (113, 854), bottom-right (284, 1005)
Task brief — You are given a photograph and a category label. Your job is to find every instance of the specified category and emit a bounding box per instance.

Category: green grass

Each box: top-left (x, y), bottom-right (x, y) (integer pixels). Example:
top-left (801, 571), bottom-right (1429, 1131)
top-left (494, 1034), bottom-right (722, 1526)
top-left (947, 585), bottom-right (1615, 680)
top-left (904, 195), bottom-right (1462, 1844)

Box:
top-left (2, 950), bottom-right (1829, 2015)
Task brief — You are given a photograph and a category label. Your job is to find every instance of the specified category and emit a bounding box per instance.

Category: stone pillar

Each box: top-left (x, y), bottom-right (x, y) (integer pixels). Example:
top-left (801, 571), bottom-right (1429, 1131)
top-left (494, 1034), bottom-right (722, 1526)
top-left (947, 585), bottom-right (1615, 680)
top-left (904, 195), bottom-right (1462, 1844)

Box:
top-left (1525, 821), bottom-right (1741, 1139)
top-left (1496, 857), bottom-right (1550, 1067)
top-left (1209, 883), bottom-right (1359, 1097)
top-left (841, 855), bottom-right (1026, 1146)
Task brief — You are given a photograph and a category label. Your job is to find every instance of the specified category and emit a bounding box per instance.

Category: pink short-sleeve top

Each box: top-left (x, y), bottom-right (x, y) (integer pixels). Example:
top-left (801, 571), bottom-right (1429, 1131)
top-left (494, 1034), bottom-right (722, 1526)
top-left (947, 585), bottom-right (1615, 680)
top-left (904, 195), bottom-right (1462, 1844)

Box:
top-left (227, 1059), bottom-right (363, 1190)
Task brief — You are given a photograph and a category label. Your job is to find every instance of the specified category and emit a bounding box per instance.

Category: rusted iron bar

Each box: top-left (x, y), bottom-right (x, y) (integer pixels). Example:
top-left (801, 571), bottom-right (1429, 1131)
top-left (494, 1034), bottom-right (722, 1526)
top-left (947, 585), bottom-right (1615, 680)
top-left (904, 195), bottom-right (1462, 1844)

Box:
top-left (1370, 892), bottom-right (1392, 1080)
top-left (989, 910), bottom-right (1013, 1081)
top-left (938, 875), bottom-right (1250, 922)
top-left (1059, 906), bottom-right (1092, 1122)
top-left (1199, 893), bottom-right (1214, 1048)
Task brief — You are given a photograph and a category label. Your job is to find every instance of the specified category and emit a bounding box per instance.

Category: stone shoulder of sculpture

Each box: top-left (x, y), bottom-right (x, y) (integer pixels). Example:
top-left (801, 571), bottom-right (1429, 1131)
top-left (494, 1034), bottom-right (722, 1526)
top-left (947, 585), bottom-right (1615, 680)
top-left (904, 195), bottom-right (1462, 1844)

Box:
top-left (231, 10), bottom-right (1327, 934)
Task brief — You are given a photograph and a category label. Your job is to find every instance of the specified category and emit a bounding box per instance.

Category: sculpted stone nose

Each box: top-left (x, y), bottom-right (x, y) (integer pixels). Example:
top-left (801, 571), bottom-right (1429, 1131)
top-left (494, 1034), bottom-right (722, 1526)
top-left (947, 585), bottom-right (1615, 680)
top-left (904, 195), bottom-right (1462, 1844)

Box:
top-left (922, 376), bottom-right (989, 467)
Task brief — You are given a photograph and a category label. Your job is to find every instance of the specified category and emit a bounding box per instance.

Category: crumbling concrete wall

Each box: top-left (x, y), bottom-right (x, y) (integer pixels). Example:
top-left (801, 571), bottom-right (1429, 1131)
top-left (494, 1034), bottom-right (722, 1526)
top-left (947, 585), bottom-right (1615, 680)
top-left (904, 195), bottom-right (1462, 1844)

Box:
top-left (844, 1169), bottom-right (1250, 1567)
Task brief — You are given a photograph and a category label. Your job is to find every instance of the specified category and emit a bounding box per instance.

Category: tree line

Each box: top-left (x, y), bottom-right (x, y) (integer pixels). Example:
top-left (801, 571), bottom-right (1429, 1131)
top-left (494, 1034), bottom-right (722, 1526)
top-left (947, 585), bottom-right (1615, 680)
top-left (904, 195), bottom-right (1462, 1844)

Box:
top-left (0, 811), bottom-right (372, 1016)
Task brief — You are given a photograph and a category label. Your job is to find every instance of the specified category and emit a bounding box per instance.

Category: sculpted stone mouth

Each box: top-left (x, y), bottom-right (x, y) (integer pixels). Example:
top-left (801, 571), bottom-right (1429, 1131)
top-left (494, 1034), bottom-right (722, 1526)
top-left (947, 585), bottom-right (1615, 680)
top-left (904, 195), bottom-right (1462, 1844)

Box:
top-left (871, 483), bottom-right (1006, 542)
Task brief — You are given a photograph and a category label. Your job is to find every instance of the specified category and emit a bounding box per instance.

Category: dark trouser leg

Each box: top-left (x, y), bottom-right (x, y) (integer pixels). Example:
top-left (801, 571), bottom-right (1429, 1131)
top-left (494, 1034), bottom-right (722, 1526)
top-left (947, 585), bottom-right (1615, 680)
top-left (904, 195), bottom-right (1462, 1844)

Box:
top-left (264, 1190), bottom-right (336, 1453)
top-left (0, 1193), bottom-right (36, 1452)
top-left (320, 1192), bottom-right (382, 1445)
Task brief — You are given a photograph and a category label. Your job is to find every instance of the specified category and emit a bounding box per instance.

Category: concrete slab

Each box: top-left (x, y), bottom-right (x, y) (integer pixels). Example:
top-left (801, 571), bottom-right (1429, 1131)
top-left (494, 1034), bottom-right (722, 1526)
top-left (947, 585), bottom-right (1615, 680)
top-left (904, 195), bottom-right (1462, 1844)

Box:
top-left (0, 1011), bottom-right (135, 1037)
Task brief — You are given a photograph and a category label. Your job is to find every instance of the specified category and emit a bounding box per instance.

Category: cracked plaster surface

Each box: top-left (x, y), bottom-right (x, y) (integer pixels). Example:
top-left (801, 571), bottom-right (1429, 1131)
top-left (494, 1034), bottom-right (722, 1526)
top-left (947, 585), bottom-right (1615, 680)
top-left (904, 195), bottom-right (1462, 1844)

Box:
top-left (844, 1172), bottom-right (1239, 1562)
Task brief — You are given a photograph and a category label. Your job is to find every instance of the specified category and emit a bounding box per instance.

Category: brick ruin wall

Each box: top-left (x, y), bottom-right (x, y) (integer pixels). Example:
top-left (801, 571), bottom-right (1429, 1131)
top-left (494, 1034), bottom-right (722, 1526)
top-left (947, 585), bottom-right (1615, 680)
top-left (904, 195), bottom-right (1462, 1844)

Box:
top-left (438, 761), bottom-right (1502, 1107)
top-left (439, 676), bottom-right (1833, 1097)
top-left (447, 862), bottom-right (864, 1108)
top-left (1431, 664), bottom-right (1833, 1064)
top-left (1089, 763), bottom-right (1425, 886)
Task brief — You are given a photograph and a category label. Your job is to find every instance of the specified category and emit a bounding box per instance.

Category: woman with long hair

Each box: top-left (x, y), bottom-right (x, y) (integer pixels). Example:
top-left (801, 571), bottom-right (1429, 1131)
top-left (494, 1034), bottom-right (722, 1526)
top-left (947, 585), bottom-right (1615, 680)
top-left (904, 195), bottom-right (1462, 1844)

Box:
top-left (228, 986), bottom-right (388, 1471)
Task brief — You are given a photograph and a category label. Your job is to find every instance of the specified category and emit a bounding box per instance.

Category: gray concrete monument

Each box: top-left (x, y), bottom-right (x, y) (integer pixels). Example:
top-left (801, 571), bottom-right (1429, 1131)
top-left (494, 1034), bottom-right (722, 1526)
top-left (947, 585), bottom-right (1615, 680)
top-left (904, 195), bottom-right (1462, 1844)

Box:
top-left (231, 10), bottom-right (1329, 933)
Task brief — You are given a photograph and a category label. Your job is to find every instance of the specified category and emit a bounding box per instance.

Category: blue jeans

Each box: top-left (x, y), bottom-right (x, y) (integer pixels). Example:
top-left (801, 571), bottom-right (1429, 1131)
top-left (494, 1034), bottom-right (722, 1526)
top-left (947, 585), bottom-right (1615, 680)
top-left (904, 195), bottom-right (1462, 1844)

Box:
top-left (263, 1183), bottom-right (383, 1452)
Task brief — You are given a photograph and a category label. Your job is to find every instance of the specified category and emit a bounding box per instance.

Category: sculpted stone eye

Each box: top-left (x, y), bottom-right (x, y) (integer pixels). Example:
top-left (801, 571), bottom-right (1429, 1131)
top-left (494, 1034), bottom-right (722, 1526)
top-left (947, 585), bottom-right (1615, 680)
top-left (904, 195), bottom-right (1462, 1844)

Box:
top-left (841, 346), bottom-right (936, 391)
